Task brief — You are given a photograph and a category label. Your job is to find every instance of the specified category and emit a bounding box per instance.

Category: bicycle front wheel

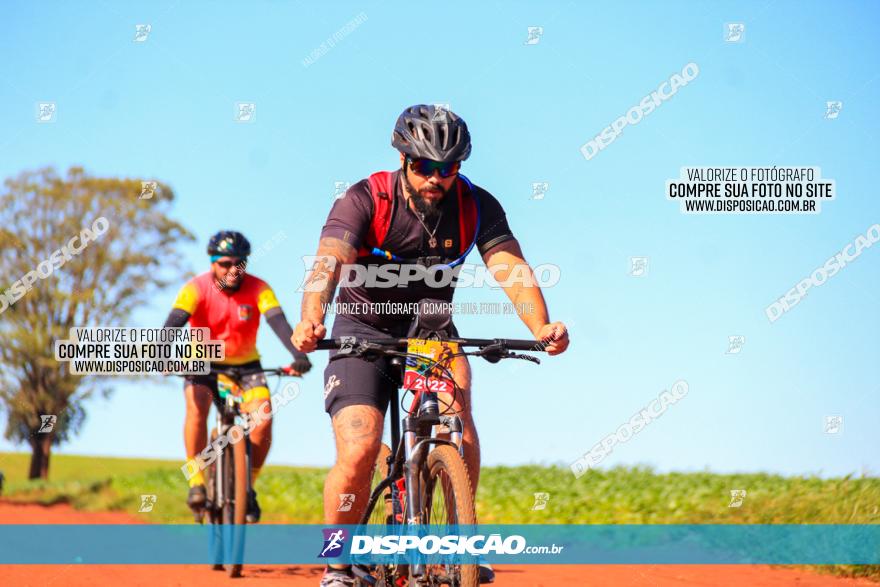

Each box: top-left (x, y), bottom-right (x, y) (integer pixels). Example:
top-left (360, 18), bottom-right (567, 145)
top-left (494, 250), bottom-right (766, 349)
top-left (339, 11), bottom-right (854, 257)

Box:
top-left (421, 444), bottom-right (477, 587)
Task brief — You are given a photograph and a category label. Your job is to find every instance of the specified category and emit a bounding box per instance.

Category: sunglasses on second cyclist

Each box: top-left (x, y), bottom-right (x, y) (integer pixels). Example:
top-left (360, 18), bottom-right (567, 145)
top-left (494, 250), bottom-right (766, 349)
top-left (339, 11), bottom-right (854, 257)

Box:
top-left (407, 157), bottom-right (461, 179)
top-left (215, 258), bottom-right (247, 269)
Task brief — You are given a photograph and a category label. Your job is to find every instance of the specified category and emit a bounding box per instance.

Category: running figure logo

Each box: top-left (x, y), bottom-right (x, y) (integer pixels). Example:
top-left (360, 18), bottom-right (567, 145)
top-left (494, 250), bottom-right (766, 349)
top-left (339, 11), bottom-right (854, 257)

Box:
top-left (724, 23), bottom-right (745, 43)
top-left (337, 493), bottom-right (355, 512)
top-left (824, 101), bottom-right (843, 119)
top-left (629, 256), bottom-right (648, 277)
top-left (134, 24), bottom-right (151, 42)
top-left (333, 181), bottom-right (351, 200)
top-left (235, 102), bottom-right (256, 123)
top-left (298, 255), bottom-right (338, 293)
top-left (432, 103), bottom-right (451, 122)
top-left (140, 181), bottom-right (157, 200)
top-left (726, 335), bottom-right (745, 355)
top-left (824, 415), bottom-right (843, 434)
top-left (38, 415), bottom-right (57, 434)
top-left (728, 489), bottom-right (747, 508)
top-left (36, 102), bottom-right (57, 123)
top-left (339, 336), bottom-right (357, 355)
top-left (138, 494), bottom-right (157, 512)
top-left (319, 528), bottom-right (349, 558)
top-left (531, 492), bottom-right (550, 511)
top-left (324, 375), bottom-right (342, 399)
top-left (530, 182), bottom-right (549, 200)
top-left (524, 26), bottom-right (544, 45)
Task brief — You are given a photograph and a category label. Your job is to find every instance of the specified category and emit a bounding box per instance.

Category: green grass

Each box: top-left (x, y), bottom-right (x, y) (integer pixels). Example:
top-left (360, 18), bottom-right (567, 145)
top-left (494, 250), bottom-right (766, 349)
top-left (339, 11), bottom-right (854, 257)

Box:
top-left (0, 452), bottom-right (327, 522)
top-left (477, 464), bottom-right (880, 524)
top-left (1, 452), bottom-right (878, 580)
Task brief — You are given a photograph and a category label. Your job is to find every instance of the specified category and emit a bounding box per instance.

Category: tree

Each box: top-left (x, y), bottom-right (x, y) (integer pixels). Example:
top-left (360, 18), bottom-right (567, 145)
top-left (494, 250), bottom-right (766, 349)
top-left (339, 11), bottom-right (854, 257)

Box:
top-left (0, 166), bottom-right (194, 479)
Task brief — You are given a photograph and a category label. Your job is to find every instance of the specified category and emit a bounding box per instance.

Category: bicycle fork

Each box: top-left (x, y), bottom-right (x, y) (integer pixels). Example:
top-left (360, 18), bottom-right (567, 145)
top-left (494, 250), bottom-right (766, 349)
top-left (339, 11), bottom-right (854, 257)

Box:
top-left (439, 415), bottom-right (464, 457)
top-left (400, 415), bottom-right (426, 580)
top-left (402, 416), bottom-right (422, 526)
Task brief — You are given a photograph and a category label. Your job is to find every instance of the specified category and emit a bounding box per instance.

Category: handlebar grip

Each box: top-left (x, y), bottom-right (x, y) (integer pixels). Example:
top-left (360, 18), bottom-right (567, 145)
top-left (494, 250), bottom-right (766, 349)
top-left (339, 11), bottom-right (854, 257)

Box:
top-left (492, 339), bottom-right (549, 351)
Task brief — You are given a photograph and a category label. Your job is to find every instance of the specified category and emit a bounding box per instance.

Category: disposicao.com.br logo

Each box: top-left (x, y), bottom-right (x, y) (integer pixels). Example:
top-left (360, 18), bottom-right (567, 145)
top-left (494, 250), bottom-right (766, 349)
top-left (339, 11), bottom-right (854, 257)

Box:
top-left (318, 527), bottom-right (566, 563)
top-left (351, 534), bottom-right (530, 556)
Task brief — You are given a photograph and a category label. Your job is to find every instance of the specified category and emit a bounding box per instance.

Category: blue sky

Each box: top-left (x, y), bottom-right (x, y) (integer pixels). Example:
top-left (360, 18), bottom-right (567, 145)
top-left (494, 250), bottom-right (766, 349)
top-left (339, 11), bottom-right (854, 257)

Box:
top-left (1, 1), bottom-right (878, 478)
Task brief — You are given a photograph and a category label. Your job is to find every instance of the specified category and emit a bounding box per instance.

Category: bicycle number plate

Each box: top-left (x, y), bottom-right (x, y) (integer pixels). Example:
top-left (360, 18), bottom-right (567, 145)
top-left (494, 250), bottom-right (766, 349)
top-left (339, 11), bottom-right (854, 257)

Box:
top-left (403, 339), bottom-right (458, 394)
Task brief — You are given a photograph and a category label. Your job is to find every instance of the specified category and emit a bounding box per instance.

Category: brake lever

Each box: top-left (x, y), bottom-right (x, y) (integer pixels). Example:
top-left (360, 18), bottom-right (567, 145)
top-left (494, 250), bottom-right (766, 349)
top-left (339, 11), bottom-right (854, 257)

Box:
top-left (508, 352), bottom-right (541, 365)
top-left (346, 341), bottom-right (387, 360)
top-left (477, 343), bottom-right (542, 365)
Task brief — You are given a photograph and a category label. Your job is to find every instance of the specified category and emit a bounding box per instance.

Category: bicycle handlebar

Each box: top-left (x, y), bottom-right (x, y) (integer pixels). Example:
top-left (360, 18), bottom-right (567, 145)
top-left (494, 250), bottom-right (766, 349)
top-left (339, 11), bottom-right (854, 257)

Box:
top-left (315, 337), bottom-right (549, 353)
top-left (216, 366), bottom-right (299, 376)
top-left (173, 366), bottom-right (300, 378)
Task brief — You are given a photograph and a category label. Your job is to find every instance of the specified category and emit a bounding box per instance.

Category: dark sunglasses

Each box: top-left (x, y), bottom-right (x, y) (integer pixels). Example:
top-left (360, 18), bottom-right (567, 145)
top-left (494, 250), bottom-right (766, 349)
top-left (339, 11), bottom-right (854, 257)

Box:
top-left (215, 258), bottom-right (247, 269)
top-left (407, 157), bottom-right (461, 179)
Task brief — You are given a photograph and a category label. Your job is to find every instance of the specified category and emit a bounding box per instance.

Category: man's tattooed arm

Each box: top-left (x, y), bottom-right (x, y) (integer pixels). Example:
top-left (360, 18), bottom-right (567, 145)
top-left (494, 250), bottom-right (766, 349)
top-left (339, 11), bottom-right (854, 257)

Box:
top-left (301, 236), bottom-right (357, 326)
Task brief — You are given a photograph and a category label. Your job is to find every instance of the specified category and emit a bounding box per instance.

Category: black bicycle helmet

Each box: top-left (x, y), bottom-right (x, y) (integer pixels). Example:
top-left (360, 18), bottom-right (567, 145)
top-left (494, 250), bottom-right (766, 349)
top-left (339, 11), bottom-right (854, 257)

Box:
top-left (392, 104), bottom-right (472, 163)
top-left (207, 230), bottom-right (251, 257)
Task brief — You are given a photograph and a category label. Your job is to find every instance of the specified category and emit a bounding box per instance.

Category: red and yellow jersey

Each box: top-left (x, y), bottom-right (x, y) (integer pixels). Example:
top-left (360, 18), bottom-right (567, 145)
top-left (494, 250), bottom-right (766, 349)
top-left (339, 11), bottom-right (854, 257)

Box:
top-left (172, 272), bottom-right (281, 365)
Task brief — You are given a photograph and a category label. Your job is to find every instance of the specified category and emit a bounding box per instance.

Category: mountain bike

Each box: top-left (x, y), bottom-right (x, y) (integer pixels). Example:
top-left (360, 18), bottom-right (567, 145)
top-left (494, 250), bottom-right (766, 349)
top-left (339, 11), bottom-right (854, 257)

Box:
top-left (316, 326), bottom-right (546, 586)
top-left (189, 365), bottom-right (297, 578)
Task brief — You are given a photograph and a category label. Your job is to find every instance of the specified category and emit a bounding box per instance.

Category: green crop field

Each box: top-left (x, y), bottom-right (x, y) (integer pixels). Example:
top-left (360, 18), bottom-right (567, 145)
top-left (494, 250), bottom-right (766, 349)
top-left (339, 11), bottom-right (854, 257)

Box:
top-left (1, 452), bottom-right (878, 580)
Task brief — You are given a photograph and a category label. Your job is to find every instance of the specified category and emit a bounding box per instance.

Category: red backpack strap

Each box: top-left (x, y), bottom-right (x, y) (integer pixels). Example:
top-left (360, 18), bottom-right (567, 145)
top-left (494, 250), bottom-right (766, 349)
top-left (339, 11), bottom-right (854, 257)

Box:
top-left (456, 178), bottom-right (479, 255)
top-left (359, 171), bottom-right (396, 256)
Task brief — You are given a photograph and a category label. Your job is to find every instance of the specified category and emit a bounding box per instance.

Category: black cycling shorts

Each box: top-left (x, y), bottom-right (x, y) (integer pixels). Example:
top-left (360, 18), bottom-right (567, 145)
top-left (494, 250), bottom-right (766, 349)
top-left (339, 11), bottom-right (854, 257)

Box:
top-left (323, 315), bottom-right (459, 417)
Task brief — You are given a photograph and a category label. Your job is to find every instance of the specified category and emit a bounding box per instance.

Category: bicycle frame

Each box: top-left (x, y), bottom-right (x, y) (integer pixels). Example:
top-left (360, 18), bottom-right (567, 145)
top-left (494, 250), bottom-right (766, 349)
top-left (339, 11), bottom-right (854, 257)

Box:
top-left (182, 366), bottom-right (289, 512)
top-left (201, 365), bottom-right (291, 518)
top-left (317, 333), bottom-right (545, 584)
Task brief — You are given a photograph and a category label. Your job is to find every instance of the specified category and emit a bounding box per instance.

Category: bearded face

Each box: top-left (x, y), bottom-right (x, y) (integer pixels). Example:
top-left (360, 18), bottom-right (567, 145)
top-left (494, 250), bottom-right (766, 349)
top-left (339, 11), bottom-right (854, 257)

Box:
top-left (401, 166), bottom-right (453, 224)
